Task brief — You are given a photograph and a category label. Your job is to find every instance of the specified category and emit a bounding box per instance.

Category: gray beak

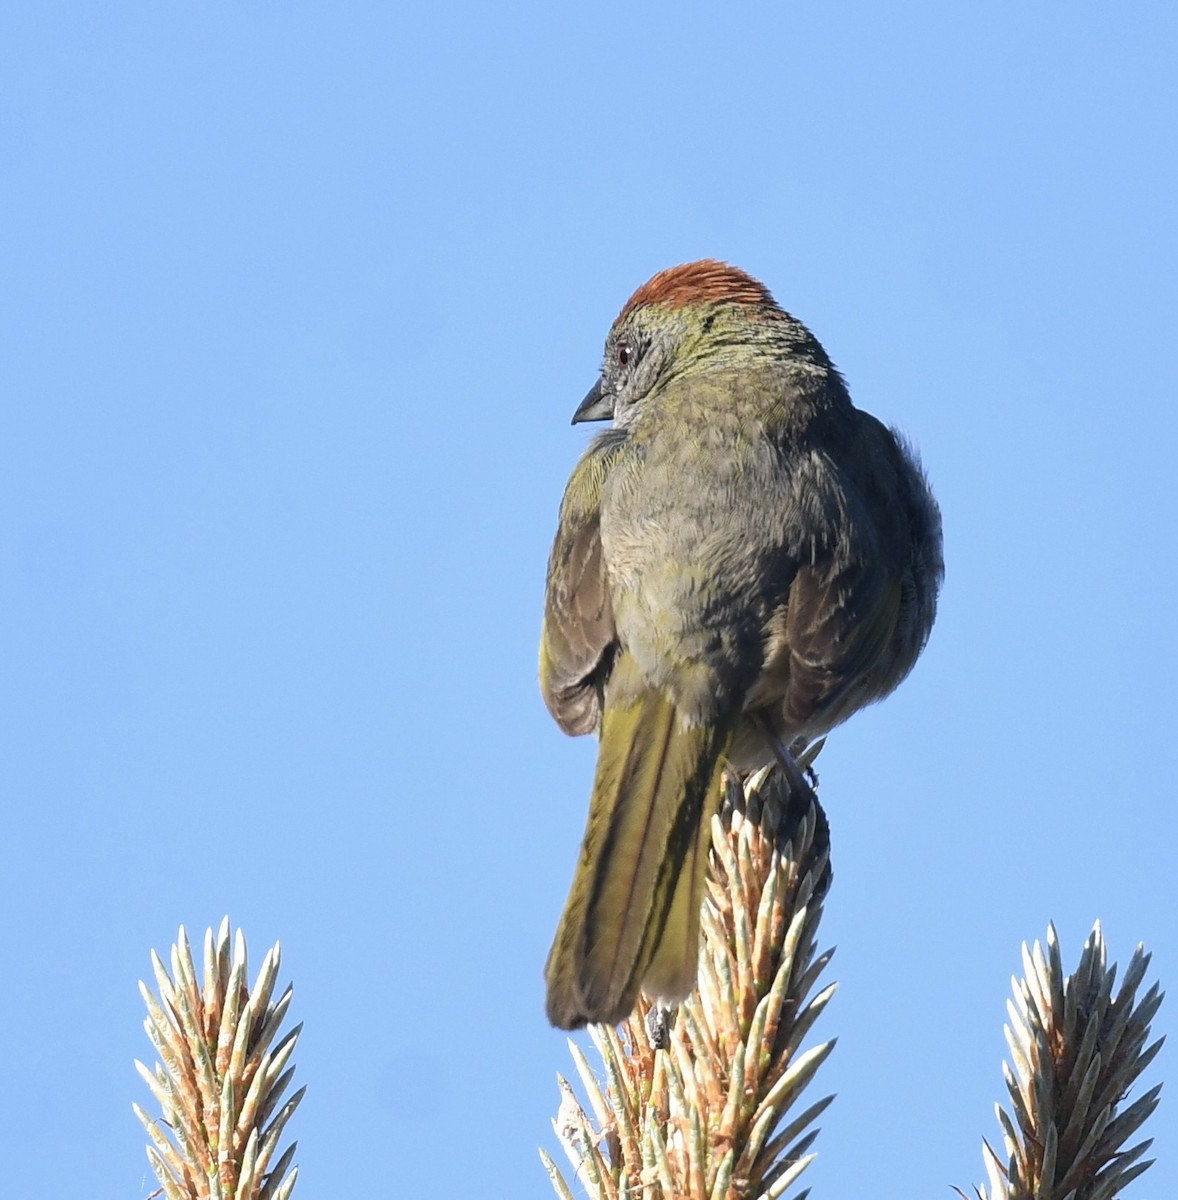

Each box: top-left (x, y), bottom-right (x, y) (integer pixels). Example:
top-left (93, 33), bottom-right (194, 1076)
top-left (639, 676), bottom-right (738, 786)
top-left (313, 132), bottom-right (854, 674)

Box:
top-left (571, 379), bottom-right (614, 424)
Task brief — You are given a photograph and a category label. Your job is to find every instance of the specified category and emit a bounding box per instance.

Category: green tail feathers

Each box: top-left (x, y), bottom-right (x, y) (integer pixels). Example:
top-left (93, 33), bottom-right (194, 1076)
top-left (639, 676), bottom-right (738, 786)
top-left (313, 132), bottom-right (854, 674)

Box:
top-left (545, 689), bottom-right (734, 1029)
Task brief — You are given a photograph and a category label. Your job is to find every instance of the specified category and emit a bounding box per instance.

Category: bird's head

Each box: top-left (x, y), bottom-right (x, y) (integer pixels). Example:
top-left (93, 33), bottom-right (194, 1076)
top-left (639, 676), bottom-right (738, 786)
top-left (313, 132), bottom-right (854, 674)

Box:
top-left (572, 260), bottom-right (831, 429)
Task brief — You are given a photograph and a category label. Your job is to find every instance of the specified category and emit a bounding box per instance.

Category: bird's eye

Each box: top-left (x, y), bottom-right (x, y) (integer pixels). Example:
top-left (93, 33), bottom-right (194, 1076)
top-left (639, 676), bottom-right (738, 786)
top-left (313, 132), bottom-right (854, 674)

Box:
top-left (617, 342), bottom-right (633, 368)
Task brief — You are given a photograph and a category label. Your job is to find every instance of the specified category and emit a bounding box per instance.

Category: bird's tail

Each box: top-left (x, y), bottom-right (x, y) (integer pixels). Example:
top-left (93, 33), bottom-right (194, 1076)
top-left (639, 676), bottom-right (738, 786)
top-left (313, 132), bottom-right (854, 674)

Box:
top-left (545, 687), bottom-right (734, 1029)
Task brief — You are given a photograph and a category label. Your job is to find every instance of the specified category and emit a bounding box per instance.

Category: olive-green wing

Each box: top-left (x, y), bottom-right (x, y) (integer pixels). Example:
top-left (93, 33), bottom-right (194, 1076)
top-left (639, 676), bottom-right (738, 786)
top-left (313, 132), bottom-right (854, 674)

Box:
top-left (779, 554), bottom-right (902, 729)
top-left (766, 416), bottom-right (921, 731)
top-left (539, 432), bottom-right (626, 736)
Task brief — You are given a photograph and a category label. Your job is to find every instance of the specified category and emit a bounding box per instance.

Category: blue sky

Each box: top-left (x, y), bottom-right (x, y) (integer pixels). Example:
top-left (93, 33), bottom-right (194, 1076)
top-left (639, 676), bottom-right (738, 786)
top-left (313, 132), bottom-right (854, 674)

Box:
top-left (2, 3), bottom-right (1175, 1196)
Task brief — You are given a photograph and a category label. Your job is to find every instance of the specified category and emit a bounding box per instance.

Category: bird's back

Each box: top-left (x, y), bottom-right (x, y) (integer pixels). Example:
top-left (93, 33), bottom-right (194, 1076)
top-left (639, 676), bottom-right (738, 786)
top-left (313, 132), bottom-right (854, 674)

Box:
top-left (599, 369), bottom-right (941, 747)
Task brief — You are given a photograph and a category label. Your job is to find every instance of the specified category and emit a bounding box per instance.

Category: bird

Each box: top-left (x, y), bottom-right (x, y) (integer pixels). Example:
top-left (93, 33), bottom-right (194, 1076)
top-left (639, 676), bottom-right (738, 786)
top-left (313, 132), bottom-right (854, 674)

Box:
top-left (539, 260), bottom-right (943, 1029)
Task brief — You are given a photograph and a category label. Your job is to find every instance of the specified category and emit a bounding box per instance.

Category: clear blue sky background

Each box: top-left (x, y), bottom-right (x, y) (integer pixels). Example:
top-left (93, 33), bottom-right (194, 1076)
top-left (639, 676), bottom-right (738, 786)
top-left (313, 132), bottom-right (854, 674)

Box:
top-left (2, 4), bottom-right (1175, 1197)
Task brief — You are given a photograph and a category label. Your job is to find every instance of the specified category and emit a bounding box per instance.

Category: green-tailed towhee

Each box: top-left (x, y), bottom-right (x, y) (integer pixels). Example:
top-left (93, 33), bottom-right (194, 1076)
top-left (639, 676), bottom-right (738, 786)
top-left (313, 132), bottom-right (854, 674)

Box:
top-left (540, 260), bottom-right (943, 1029)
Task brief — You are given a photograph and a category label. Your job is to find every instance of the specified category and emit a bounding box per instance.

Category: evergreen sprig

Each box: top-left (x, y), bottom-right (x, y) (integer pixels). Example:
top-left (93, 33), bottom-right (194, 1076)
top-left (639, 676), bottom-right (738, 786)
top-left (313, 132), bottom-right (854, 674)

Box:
top-left (960, 923), bottom-right (1163, 1200)
top-left (135, 918), bottom-right (303, 1200)
top-left (544, 758), bottom-right (835, 1200)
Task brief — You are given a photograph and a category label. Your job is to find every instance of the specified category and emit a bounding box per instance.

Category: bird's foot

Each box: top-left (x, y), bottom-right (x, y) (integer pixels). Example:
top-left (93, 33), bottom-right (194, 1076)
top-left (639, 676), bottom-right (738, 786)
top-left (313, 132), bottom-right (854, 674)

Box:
top-left (644, 1002), bottom-right (672, 1049)
top-left (792, 735), bottom-right (825, 787)
top-left (755, 716), bottom-right (819, 799)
